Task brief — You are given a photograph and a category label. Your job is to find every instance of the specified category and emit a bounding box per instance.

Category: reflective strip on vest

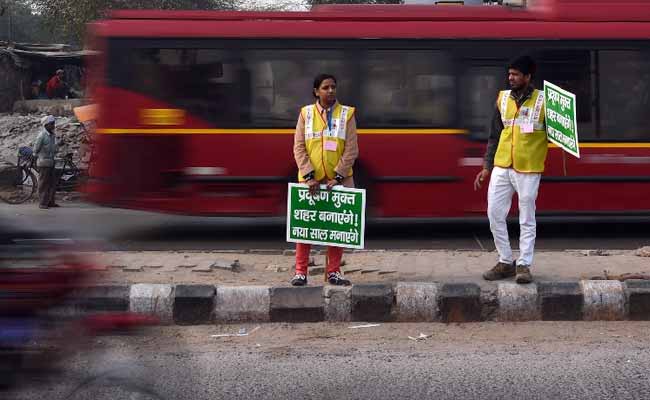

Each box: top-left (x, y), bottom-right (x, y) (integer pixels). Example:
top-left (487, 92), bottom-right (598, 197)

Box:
top-left (304, 106), bottom-right (316, 140)
top-left (326, 106), bottom-right (349, 140)
top-left (532, 91), bottom-right (545, 121)
top-left (532, 92), bottom-right (545, 131)
top-left (500, 90), bottom-right (511, 126)
top-left (305, 104), bottom-right (349, 140)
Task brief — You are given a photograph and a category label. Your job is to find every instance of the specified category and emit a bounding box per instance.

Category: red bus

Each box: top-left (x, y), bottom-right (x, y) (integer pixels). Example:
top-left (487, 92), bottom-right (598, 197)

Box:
top-left (86, 0), bottom-right (650, 219)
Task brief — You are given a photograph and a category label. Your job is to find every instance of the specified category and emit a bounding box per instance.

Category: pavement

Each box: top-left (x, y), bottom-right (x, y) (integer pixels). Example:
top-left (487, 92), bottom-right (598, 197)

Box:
top-left (86, 248), bottom-right (650, 286)
top-left (8, 322), bottom-right (650, 400)
top-left (3, 201), bottom-right (650, 324)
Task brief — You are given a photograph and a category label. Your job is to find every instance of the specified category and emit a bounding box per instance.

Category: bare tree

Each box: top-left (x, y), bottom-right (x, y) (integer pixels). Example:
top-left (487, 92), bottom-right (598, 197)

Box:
top-left (28, 0), bottom-right (238, 41)
top-left (308, 0), bottom-right (402, 5)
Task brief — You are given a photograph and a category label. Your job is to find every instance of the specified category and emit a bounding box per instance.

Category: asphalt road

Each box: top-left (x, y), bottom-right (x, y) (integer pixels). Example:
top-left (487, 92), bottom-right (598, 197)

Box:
top-left (1, 202), bottom-right (649, 251)
top-left (7, 322), bottom-right (650, 400)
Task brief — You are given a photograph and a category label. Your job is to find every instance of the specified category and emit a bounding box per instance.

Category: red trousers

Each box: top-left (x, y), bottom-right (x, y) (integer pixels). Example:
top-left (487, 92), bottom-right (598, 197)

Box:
top-left (295, 243), bottom-right (343, 275)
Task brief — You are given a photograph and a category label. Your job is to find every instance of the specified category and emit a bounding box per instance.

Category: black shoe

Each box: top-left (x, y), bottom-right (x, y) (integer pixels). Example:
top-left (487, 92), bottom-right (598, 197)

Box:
top-left (328, 271), bottom-right (351, 286)
top-left (48, 203), bottom-right (60, 208)
top-left (39, 205), bottom-right (48, 209)
top-left (291, 274), bottom-right (307, 286)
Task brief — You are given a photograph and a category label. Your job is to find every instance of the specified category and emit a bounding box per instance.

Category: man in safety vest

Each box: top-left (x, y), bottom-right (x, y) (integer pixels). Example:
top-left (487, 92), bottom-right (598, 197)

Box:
top-left (291, 73), bottom-right (359, 287)
top-left (474, 56), bottom-right (547, 284)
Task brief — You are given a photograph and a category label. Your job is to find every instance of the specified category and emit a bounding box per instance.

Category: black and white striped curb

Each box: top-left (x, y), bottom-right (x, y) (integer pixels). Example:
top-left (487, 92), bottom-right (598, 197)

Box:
top-left (56, 280), bottom-right (650, 324)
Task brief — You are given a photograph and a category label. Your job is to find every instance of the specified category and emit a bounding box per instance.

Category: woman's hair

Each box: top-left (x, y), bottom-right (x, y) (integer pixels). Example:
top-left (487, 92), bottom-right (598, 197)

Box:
top-left (312, 74), bottom-right (337, 98)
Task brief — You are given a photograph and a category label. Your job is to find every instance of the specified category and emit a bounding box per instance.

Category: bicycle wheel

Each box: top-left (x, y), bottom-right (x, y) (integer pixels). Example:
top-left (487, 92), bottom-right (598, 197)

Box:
top-left (0, 167), bottom-right (37, 205)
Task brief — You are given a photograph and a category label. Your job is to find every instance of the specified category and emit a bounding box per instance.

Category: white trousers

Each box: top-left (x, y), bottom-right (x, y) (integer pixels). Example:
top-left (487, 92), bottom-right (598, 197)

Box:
top-left (487, 166), bottom-right (541, 267)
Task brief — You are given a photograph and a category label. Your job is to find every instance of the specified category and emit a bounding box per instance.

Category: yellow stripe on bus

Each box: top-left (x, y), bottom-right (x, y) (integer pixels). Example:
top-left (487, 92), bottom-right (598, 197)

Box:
top-left (549, 143), bottom-right (650, 148)
top-left (95, 128), bottom-right (650, 148)
top-left (96, 128), bottom-right (468, 135)
top-left (97, 128), bottom-right (294, 134)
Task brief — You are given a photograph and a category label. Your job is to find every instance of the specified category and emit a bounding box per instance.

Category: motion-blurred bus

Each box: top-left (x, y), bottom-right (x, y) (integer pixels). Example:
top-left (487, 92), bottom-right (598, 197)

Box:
top-left (85, 0), bottom-right (650, 219)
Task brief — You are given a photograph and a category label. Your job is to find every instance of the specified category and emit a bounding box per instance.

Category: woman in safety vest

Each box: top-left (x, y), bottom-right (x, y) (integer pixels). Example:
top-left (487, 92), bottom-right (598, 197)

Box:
top-left (291, 73), bottom-right (359, 286)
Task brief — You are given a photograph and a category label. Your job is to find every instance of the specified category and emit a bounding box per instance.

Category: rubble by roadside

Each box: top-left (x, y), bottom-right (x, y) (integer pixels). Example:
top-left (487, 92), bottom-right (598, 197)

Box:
top-left (636, 246), bottom-right (650, 257)
top-left (0, 113), bottom-right (86, 166)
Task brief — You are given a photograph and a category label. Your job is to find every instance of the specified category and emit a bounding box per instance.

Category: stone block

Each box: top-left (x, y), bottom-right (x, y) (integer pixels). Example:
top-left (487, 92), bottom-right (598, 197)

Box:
top-left (581, 280), bottom-right (625, 321)
top-left (129, 284), bottom-right (174, 324)
top-left (74, 285), bottom-right (130, 312)
top-left (270, 286), bottom-right (324, 322)
top-left (215, 286), bottom-right (270, 322)
top-left (324, 286), bottom-right (352, 322)
top-left (394, 282), bottom-right (440, 322)
top-left (173, 285), bottom-right (216, 325)
top-left (625, 280), bottom-right (650, 320)
top-left (497, 283), bottom-right (540, 322)
top-left (439, 283), bottom-right (481, 323)
top-left (351, 284), bottom-right (394, 322)
top-left (538, 282), bottom-right (583, 321)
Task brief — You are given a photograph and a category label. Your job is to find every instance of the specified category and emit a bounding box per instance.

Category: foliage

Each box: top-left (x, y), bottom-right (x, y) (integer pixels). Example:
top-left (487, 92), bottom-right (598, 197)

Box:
top-left (308, 0), bottom-right (402, 5)
top-left (27, 0), bottom-right (237, 42)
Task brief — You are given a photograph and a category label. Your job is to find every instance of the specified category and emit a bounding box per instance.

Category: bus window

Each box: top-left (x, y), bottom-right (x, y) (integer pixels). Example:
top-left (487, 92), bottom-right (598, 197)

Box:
top-left (460, 64), bottom-right (506, 139)
top-left (359, 50), bottom-right (456, 128)
top-left (242, 49), bottom-right (355, 127)
top-left (599, 49), bottom-right (650, 141)
top-left (110, 44), bottom-right (245, 127)
top-left (536, 50), bottom-right (597, 140)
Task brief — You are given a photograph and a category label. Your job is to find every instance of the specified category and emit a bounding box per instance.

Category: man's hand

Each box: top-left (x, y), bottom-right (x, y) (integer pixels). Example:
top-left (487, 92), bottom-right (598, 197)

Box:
top-left (306, 179), bottom-right (320, 195)
top-left (474, 169), bottom-right (490, 191)
top-left (326, 179), bottom-right (340, 191)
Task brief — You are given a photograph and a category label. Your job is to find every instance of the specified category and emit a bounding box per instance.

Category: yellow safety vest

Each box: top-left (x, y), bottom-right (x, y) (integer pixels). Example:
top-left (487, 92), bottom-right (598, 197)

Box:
top-left (493, 89), bottom-right (548, 173)
top-left (299, 102), bottom-right (355, 181)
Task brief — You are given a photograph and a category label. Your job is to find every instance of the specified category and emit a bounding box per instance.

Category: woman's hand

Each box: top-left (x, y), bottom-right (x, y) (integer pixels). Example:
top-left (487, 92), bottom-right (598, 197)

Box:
top-left (307, 179), bottom-right (320, 195)
top-left (326, 179), bottom-right (340, 191)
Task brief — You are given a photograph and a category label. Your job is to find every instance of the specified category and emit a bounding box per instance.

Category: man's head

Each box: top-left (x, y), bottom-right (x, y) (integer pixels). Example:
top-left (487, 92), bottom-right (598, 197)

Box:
top-left (507, 55), bottom-right (536, 91)
top-left (56, 69), bottom-right (64, 78)
top-left (42, 115), bottom-right (56, 133)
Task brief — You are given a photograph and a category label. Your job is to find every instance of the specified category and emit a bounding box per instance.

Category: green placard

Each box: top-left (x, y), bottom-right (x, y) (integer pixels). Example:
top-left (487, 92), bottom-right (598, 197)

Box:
top-left (286, 183), bottom-right (366, 249)
top-left (544, 80), bottom-right (580, 158)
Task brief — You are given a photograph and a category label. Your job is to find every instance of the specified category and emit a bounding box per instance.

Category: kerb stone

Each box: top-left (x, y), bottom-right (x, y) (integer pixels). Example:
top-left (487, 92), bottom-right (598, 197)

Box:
top-left (625, 280), bottom-right (650, 321)
top-left (351, 284), bottom-right (394, 322)
top-left (394, 282), bottom-right (440, 322)
top-left (74, 285), bottom-right (130, 312)
top-left (581, 280), bottom-right (625, 321)
top-left (129, 284), bottom-right (174, 324)
top-left (324, 286), bottom-right (352, 322)
top-left (215, 286), bottom-right (270, 322)
top-left (439, 283), bottom-right (481, 323)
top-left (173, 285), bottom-right (216, 325)
top-left (270, 286), bottom-right (324, 322)
top-left (497, 283), bottom-right (540, 322)
top-left (538, 282), bottom-right (583, 321)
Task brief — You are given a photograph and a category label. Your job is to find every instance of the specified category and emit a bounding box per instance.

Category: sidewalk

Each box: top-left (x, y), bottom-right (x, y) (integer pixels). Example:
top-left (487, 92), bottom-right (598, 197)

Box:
top-left (87, 248), bottom-right (650, 286)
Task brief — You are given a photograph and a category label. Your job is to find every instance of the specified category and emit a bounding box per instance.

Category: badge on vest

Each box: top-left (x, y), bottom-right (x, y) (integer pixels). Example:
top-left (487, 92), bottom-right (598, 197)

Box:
top-left (520, 122), bottom-right (534, 134)
top-left (519, 107), bottom-right (531, 119)
top-left (324, 140), bottom-right (338, 152)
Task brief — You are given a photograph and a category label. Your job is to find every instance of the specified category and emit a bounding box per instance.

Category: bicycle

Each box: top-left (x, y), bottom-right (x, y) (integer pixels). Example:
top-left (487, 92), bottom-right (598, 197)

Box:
top-left (57, 152), bottom-right (88, 193)
top-left (0, 146), bottom-right (90, 205)
top-left (0, 147), bottom-right (38, 205)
